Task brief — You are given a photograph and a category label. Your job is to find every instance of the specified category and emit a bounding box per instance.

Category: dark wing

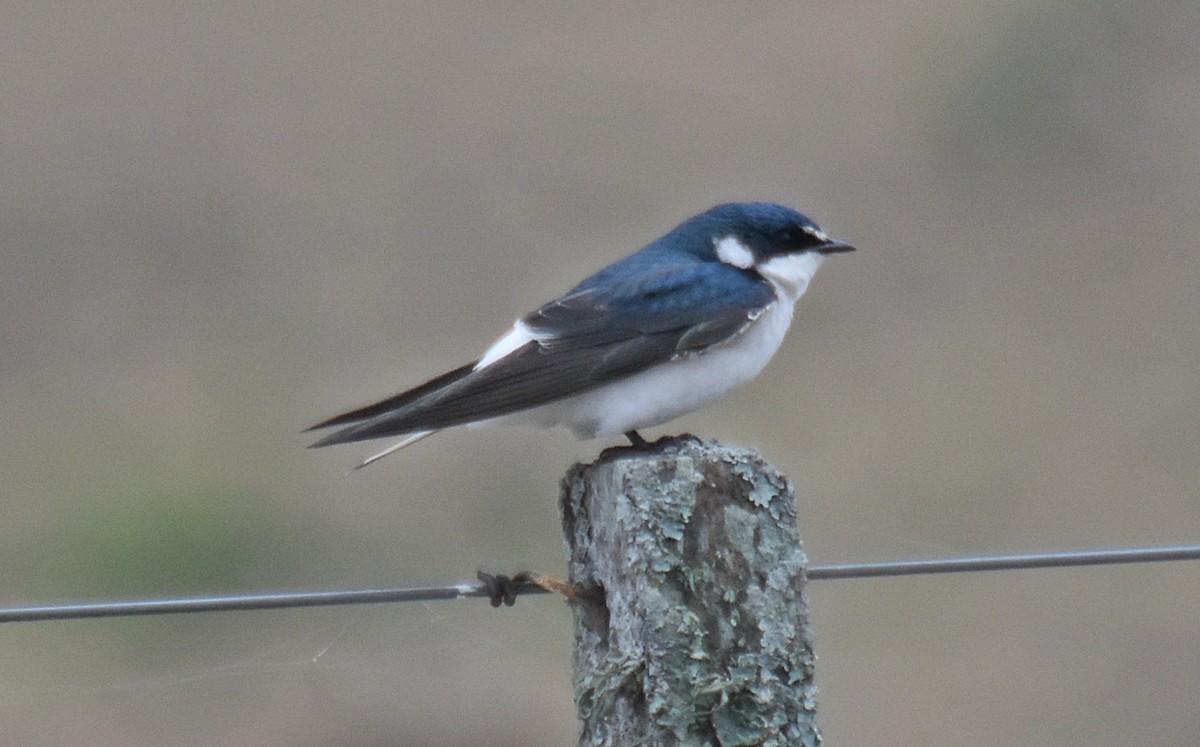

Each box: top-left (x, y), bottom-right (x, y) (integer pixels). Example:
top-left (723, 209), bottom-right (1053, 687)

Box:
top-left (308, 261), bottom-right (774, 446)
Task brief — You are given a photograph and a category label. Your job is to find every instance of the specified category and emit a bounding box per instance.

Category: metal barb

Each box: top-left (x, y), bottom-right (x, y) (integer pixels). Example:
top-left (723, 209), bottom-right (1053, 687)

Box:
top-left (2, 544), bottom-right (1197, 624)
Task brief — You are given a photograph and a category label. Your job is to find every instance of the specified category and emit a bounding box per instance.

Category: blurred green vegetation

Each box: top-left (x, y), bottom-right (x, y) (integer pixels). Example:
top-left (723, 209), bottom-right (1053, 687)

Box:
top-left (41, 479), bottom-right (287, 596)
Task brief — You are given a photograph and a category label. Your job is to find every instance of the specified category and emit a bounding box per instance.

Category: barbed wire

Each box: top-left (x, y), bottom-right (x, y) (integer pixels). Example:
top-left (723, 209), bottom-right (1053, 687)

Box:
top-left (2, 544), bottom-right (1196, 624)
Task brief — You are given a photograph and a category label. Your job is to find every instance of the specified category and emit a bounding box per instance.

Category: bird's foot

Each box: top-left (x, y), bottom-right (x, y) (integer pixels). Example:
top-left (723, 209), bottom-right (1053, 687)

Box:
top-left (624, 430), bottom-right (649, 448)
top-left (627, 430), bottom-right (704, 448)
top-left (476, 570), bottom-right (602, 607)
top-left (604, 431), bottom-right (702, 458)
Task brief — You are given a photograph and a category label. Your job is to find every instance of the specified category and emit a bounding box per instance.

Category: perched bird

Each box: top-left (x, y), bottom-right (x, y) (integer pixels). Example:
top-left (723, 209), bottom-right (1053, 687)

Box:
top-left (309, 201), bottom-right (853, 467)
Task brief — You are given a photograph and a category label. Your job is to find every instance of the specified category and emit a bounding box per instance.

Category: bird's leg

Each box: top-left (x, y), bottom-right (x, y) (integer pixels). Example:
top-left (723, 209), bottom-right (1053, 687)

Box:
top-left (624, 430), bottom-right (648, 447)
top-left (476, 570), bottom-right (602, 607)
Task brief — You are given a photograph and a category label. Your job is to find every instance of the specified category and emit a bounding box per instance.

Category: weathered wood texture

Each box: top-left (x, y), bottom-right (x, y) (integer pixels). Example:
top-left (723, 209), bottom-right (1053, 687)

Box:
top-left (561, 437), bottom-right (820, 747)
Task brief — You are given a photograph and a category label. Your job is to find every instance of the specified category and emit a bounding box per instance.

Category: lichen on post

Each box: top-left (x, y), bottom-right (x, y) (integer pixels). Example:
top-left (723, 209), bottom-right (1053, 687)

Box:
top-left (560, 436), bottom-right (820, 747)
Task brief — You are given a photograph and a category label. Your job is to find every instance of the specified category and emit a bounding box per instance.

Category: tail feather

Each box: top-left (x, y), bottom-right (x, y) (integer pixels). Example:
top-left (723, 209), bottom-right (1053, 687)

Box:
top-left (352, 431), bottom-right (436, 469)
top-left (306, 361), bottom-right (477, 434)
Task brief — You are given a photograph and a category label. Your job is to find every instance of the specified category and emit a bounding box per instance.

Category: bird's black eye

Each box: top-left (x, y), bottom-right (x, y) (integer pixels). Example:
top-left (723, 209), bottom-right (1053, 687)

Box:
top-left (775, 225), bottom-right (823, 249)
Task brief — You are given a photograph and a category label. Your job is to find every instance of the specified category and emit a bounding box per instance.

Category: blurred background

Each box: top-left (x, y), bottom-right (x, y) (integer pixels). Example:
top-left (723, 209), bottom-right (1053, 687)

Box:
top-left (2, 2), bottom-right (1197, 745)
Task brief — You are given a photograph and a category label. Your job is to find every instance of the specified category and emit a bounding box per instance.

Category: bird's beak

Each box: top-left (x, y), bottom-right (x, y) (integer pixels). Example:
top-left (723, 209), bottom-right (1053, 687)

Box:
top-left (817, 238), bottom-right (856, 255)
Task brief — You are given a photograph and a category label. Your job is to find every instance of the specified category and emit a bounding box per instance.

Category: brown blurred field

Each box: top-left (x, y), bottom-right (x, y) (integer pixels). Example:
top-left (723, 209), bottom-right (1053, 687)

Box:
top-left (2, 3), bottom-right (1197, 745)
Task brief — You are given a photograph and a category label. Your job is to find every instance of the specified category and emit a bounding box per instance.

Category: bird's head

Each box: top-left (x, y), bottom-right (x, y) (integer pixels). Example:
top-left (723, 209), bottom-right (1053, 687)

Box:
top-left (680, 202), bottom-right (855, 301)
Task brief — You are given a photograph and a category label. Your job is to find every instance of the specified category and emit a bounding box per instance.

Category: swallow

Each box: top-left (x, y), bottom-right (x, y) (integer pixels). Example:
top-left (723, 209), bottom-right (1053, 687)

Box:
top-left (308, 201), bottom-right (853, 467)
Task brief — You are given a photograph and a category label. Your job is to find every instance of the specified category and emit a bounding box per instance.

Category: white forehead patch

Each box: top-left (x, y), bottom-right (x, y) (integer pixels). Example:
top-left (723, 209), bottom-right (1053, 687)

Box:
top-left (714, 235), bottom-right (755, 269)
top-left (802, 224), bottom-right (829, 242)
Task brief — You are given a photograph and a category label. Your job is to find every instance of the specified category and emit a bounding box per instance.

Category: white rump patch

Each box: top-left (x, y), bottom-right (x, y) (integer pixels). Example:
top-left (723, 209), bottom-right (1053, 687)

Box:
top-left (714, 235), bottom-right (755, 269)
top-left (475, 320), bottom-right (543, 370)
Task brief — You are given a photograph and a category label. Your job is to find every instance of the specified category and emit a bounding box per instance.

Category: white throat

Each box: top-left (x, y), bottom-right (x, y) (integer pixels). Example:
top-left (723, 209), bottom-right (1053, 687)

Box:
top-left (756, 252), bottom-right (825, 302)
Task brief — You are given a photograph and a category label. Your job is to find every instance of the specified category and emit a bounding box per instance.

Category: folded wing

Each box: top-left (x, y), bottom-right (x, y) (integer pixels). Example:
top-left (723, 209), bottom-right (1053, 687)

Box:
top-left (308, 261), bottom-right (774, 447)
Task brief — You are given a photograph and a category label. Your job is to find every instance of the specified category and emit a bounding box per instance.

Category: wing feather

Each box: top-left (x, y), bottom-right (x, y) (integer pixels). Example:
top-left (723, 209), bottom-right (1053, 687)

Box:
top-left (309, 261), bottom-right (774, 447)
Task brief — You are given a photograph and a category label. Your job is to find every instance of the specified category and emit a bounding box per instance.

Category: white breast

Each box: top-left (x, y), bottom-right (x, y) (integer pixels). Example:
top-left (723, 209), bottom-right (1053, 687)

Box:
top-left (516, 299), bottom-right (794, 438)
top-left (478, 250), bottom-right (827, 440)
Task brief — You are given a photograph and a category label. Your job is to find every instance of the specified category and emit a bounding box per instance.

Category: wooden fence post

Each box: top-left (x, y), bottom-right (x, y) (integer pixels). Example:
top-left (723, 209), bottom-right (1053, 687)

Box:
top-left (560, 437), bottom-right (820, 746)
